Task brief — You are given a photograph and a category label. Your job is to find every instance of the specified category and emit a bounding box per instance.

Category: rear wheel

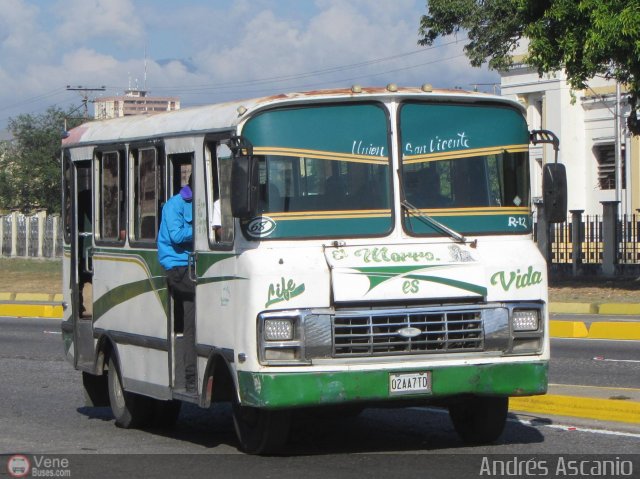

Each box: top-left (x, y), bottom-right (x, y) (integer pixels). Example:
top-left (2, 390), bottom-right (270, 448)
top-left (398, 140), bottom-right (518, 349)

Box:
top-left (107, 356), bottom-right (153, 428)
top-left (448, 396), bottom-right (509, 444)
top-left (232, 399), bottom-right (291, 455)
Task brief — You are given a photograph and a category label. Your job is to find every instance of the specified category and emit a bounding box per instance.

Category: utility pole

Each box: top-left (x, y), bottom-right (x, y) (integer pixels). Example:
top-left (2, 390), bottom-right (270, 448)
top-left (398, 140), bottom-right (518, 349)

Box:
top-left (614, 82), bottom-right (623, 214)
top-left (66, 85), bottom-right (106, 118)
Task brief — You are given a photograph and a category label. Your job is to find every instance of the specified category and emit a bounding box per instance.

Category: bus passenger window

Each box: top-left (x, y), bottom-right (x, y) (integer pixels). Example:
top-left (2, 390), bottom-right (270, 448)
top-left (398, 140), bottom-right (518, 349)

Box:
top-left (99, 150), bottom-right (125, 242)
top-left (206, 142), bottom-right (234, 246)
top-left (134, 147), bottom-right (163, 242)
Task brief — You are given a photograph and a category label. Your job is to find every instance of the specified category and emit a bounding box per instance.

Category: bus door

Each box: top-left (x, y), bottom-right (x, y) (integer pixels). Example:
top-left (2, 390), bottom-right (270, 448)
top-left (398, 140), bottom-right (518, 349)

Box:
top-left (166, 154), bottom-right (194, 390)
top-left (71, 159), bottom-right (95, 369)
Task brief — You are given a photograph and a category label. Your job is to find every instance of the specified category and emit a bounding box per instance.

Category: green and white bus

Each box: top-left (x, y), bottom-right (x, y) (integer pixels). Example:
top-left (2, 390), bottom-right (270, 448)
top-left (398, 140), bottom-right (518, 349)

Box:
top-left (61, 85), bottom-right (565, 453)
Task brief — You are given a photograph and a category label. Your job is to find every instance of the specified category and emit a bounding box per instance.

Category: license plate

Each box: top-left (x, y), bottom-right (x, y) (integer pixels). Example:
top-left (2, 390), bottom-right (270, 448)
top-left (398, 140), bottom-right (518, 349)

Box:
top-left (389, 371), bottom-right (432, 396)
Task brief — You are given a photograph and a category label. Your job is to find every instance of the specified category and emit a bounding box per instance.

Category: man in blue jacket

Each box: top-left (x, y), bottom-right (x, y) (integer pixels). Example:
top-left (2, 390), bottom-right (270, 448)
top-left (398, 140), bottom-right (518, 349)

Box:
top-left (158, 175), bottom-right (196, 393)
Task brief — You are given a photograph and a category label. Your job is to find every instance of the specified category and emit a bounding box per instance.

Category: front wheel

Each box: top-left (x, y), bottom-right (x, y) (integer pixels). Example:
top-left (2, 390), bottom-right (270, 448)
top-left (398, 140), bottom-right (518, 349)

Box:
top-left (232, 399), bottom-right (291, 455)
top-left (107, 356), bottom-right (153, 428)
top-left (448, 396), bottom-right (509, 445)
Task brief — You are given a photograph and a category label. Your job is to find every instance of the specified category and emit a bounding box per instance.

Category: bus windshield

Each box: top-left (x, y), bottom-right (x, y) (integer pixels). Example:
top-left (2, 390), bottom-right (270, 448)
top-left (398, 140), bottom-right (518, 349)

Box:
top-left (400, 102), bottom-right (531, 235)
top-left (242, 103), bottom-right (392, 239)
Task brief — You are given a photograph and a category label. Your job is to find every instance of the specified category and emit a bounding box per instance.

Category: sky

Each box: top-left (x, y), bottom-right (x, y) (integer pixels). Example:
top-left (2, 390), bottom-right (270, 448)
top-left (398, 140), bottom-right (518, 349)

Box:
top-left (0, 0), bottom-right (499, 132)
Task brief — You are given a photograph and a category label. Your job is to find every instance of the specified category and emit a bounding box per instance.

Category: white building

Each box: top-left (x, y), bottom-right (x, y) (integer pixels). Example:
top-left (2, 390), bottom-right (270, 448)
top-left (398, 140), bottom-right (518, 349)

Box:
top-left (500, 48), bottom-right (639, 217)
top-left (94, 89), bottom-right (180, 120)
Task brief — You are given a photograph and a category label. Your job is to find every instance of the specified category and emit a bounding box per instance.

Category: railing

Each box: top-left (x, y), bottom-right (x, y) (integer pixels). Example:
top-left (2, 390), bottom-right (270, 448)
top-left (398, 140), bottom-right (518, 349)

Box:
top-left (535, 202), bottom-right (640, 276)
top-left (541, 214), bottom-right (640, 265)
top-left (0, 211), bottom-right (62, 258)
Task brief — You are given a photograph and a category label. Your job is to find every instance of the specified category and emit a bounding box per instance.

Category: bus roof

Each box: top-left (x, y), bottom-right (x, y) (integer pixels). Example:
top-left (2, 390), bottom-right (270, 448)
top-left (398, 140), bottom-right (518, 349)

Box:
top-left (61, 86), bottom-right (523, 148)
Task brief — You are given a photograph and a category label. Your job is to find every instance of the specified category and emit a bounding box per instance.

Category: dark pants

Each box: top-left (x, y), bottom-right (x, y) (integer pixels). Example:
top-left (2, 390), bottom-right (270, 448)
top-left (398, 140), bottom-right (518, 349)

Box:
top-left (166, 266), bottom-right (196, 390)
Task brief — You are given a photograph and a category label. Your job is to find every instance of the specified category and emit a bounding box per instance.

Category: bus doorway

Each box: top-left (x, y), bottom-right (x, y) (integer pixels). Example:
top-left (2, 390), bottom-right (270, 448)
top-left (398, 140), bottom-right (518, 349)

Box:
top-left (72, 159), bottom-right (94, 369)
top-left (166, 154), bottom-right (196, 393)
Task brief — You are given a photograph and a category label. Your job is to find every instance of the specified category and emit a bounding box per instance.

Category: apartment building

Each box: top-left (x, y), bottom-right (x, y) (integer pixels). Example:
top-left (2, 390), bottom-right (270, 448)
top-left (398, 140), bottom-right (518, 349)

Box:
top-left (94, 89), bottom-right (180, 120)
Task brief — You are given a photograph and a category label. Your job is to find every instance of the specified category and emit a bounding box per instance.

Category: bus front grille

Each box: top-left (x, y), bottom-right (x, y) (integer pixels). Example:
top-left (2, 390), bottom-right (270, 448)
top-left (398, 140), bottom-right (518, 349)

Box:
top-left (333, 310), bottom-right (483, 357)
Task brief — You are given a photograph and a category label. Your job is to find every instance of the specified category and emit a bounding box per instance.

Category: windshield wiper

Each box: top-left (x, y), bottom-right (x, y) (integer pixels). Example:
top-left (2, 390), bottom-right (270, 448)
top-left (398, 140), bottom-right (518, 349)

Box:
top-left (397, 170), bottom-right (476, 246)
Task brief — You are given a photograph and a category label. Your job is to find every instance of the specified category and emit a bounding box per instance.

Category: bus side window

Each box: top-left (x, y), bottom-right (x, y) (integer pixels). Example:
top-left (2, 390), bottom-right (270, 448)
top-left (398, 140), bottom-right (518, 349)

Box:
top-left (97, 150), bottom-right (126, 243)
top-left (214, 143), bottom-right (233, 243)
top-left (133, 147), bottom-right (164, 242)
top-left (206, 142), bottom-right (234, 245)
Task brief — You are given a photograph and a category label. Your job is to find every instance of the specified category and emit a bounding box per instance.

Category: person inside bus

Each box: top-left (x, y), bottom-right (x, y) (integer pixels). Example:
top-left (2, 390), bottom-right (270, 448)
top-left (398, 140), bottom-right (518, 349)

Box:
top-left (406, 166), bottom-right (451, 208)
top-left (158, 174), bottom-right (196, 393)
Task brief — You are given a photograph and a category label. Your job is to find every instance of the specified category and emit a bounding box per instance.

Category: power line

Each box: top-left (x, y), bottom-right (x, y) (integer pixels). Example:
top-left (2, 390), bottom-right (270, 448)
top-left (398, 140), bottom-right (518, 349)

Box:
top-left (108, 37), bottom-right (469, 94)
top-left (66, 85), bottom-right (106, 118)
top-left (0, 87), bottom-right (68, 114)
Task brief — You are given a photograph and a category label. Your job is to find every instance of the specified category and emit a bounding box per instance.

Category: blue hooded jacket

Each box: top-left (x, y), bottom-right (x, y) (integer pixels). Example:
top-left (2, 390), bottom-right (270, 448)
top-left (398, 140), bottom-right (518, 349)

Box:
top-left (157, 186), bottom-right (193, 270)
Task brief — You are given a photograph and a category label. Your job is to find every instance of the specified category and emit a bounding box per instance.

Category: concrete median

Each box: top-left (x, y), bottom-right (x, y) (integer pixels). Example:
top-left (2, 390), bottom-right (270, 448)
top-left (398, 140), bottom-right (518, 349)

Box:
top-left (510, 384), bottom-right (640, 425)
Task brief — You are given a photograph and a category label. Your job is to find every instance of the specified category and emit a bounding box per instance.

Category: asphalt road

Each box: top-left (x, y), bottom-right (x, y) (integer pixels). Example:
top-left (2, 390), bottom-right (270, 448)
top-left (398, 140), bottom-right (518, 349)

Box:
top-left (550, 337), bottom-right (640, 388)
top-left (1, 317), bottom-right (638, 479)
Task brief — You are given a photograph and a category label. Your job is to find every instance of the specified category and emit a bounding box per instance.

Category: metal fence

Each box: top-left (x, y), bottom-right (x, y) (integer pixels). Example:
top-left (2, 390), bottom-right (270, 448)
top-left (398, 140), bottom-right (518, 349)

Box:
top-left (0, 211), bottom-right (62, 258)
top-left (543, 213), bottom-right (640, 265)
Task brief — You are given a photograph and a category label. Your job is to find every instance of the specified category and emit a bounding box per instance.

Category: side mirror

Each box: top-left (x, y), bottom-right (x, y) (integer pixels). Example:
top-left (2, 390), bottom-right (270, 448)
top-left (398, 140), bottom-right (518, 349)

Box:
top-left (542, 163), bottom-right (567, 223)
top-left (231, 155), bottom-right (259, 219)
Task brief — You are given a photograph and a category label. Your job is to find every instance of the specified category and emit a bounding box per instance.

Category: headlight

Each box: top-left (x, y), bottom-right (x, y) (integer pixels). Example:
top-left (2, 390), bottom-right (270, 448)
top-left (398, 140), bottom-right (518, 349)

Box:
top-left (263, 319), bottom-right (294, 341)
top-left (512, 309), bottom-right (540, 331)
top-left (258, 310), bottom-right (332, 365)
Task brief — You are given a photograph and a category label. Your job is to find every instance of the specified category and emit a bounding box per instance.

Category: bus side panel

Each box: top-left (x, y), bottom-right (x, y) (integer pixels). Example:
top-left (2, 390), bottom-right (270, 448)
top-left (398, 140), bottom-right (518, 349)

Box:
top-left (62, 247), bottom-right (74, 364)
top-left (92, 252), bottom-right (170, 394)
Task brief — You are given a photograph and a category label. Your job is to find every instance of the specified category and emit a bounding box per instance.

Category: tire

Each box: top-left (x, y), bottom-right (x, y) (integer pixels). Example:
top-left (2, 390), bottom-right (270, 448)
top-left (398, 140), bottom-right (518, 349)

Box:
top-left (232, 399), bottom-right (291, 455)
top-left (448, 396), bottom-right (509, 445)
top-left (107, 356), bottom-right (154, 429)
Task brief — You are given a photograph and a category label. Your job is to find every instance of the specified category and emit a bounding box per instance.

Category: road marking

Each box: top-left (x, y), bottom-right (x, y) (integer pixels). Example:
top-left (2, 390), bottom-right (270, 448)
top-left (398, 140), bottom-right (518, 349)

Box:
top-left (593, 357), bottom-right (640, 364)
top-left (415, 406), bottom-right (640, 437)
top-left (513, 417), bottom-right (640, 439)
top-left (43, 330), bottom-right (62, 335)
top-left (549, 383), bottom-right (640, 392)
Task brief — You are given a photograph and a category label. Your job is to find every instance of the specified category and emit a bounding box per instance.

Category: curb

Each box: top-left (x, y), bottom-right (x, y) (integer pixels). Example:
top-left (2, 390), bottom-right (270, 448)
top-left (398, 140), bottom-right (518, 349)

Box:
top-left (510, 394), bottom-right (640, 425)
top-left (549, 320), bottom-right (640, 340)
top-left (0, 293), bottom-right (64, 319)
top-left (551, 301), bottom-right (640, 315)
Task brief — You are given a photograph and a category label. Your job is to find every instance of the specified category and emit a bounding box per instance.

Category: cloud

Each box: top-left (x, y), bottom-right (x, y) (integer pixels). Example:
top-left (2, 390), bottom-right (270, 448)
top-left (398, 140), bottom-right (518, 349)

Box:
top-left (52, 0), bottom-right (144, 47)
top-left (0, 0), bottom-right (499, 129)
top-left (0, 0), bottom-right (52, 68)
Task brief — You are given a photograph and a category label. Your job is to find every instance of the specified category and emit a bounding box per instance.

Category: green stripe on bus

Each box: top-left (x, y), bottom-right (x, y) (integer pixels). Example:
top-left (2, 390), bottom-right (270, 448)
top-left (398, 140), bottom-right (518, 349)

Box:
top-left (248, 216), bottom-right (393, 239)
top-left (237, 362), bottom-right (548, 408)
top-left (400, 103), bottom-right (529, 157)
top-left (243, 103), bottom-right (388, 155)
top-left (404, 213), bottom-right (531, 235)
top-left (93, 276), bottom-right (168, 322)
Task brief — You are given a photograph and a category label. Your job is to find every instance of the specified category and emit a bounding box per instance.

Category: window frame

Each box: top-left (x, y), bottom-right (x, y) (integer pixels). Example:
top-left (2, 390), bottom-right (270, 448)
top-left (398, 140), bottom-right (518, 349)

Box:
top-left (239, 101), bottom-right (394, 241)
top-left (397, 100), bottom-right (532, 237)
top-left (205, 135), bottom-right (235, 250)
top-left (130, 144), bottom-right (165, 247)
top-left (95, 147), bottom-right (127, 246)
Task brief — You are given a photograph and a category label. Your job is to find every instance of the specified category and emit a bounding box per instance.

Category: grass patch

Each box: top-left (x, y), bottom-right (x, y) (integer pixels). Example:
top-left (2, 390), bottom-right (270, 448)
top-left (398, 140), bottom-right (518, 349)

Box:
top-left (0, 258), bottom-right (61, 294)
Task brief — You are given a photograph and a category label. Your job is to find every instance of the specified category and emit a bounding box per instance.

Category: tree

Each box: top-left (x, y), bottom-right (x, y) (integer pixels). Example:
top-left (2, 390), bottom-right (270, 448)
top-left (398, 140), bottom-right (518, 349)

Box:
top-left (418, 0), bottom-right (640, 134)
top-left (0, 106), bottom-right (83, 213)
